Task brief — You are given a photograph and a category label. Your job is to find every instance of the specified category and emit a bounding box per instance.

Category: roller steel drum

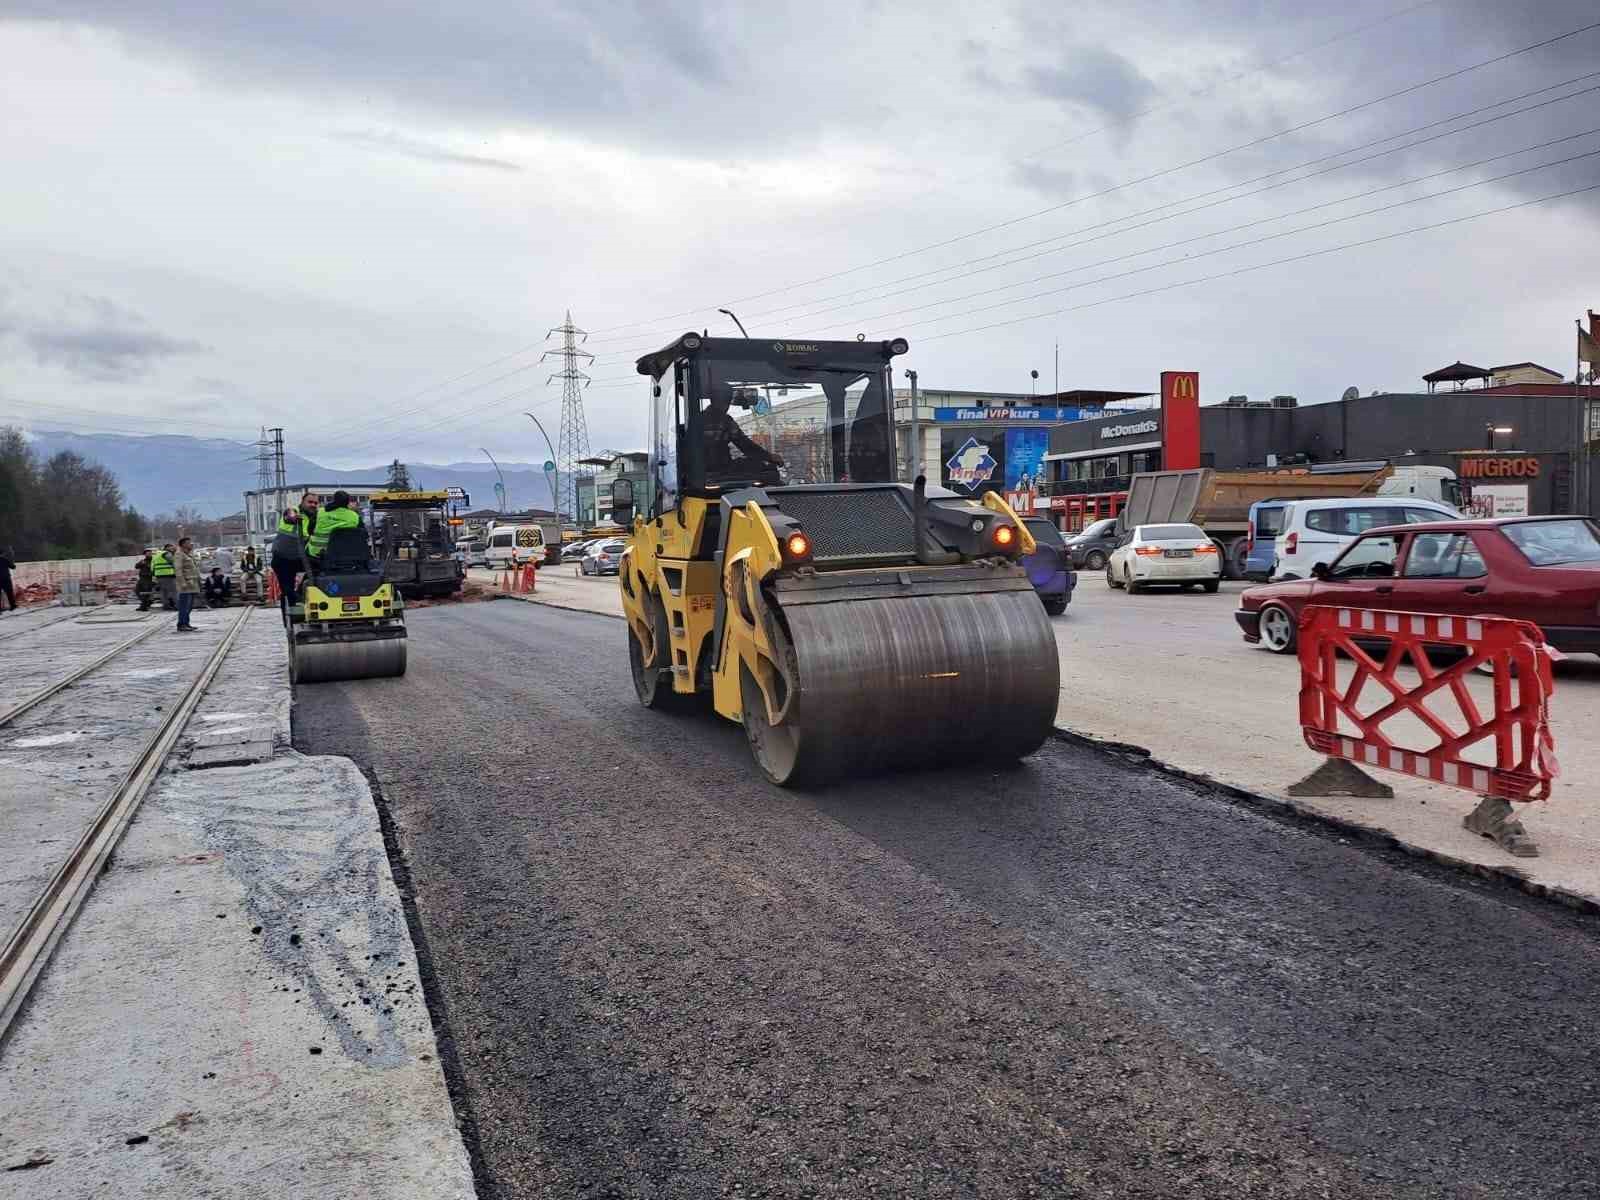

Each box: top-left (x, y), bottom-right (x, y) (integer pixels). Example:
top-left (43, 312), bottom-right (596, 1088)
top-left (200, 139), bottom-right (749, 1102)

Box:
top-left (290, 635), bottom-right (406, 684)
top-left (741, 587), bottom-right (1059, 785)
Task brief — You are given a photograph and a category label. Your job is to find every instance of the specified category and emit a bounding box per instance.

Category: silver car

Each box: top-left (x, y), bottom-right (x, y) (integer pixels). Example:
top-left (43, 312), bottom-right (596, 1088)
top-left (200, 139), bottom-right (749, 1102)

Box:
top-left (1106, 523), bottom-right (1222, 593)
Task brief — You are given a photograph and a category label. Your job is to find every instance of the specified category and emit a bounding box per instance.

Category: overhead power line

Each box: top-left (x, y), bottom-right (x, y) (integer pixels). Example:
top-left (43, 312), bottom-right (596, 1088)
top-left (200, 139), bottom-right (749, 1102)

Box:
top-left (576, 16), bottom-right (1600, 343)
top-left (284, 2), bottom-right (1493, 415)
top-left (914, 179), bottom-right (1600, 343)
top-left (572, 72), bottom-right (1600, 379)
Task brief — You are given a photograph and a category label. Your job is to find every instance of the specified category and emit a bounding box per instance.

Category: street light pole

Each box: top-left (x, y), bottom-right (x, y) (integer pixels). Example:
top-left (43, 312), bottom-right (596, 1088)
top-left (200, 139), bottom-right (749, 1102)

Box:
top-left (523, 413), bottom-right (561, 523)
top-left (479, 448), bottom-right (507, 514)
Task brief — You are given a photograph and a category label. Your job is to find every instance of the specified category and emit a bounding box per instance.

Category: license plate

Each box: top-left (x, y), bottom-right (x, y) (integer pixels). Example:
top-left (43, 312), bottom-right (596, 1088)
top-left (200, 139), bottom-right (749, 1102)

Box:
top-left (342, 600), bottom-right (360, 612)
top-left (1165, 549), bottom-right (1194, 558)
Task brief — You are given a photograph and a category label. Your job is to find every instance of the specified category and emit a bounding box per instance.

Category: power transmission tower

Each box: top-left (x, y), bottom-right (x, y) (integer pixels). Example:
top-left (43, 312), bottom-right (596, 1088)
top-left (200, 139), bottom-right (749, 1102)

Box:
top-left (255, 428), bottom-right (273, 493)
top-left (270, 428), bottom-right (286, 491)
top-left (541, 311), bottom-right (593, 523)
top-left (386, 459), bottom-right (412, 490)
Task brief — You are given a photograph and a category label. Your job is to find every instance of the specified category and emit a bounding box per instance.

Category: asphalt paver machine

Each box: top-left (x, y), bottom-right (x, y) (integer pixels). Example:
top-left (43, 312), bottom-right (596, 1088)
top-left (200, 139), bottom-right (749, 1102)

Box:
top-left (287, 522), bottom-right (407, 684)
top-left (616, 333), bottom-right (1059, 785)
top-left (371, 490), bottom-right (464, 599)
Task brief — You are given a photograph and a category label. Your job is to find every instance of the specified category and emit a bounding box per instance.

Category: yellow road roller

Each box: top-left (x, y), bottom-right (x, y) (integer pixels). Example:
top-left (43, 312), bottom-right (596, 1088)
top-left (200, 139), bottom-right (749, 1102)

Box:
top-left (614, 333), bottom-right (1058, 785)
top-left (287, 521), bottom-right (407, 683)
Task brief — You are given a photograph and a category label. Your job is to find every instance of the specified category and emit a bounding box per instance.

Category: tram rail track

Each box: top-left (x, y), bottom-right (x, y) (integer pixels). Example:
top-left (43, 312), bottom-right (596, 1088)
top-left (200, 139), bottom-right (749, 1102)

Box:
top-left (0, 607), bottom-right (88, 646)
top-left (0, 606), bottom-right (254, 1044)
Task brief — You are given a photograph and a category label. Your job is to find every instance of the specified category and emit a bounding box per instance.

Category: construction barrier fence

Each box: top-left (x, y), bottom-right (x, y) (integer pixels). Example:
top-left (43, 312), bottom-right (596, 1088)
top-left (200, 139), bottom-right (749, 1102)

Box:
top-left (1297, 605), bottom-right (1559, 801)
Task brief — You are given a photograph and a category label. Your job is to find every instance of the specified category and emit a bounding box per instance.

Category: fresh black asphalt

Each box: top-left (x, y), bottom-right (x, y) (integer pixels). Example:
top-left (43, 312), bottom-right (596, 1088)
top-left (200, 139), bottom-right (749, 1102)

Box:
top-left (296, 600), bottom-right (1600, 1199)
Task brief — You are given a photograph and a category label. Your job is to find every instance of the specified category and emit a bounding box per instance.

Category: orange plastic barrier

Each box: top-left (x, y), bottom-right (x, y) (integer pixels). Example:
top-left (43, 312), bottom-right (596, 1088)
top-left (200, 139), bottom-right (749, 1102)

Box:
top-left (520, 563), bottom-right (537, 593)
top-left (1297, 605), bottom-right (1559, 801)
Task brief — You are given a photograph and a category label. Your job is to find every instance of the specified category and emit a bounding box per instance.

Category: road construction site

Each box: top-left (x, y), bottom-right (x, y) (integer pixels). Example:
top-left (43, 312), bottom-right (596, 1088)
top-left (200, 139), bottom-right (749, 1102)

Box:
top-left (2, 573), bottom-right (1598, 1198)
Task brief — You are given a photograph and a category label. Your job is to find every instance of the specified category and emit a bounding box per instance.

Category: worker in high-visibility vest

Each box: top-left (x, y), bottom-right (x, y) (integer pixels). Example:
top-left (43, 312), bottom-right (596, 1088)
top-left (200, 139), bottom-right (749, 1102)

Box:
top-left (306, 491), bottom-right (361, 564)
top-left (151, 543), bottom-right (177, 610)
top-left (270, 506), bottom-right (311, 623)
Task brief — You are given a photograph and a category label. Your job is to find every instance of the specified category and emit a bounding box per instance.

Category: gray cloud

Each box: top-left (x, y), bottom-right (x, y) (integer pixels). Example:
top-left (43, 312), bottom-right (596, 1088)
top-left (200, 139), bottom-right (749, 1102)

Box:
top-left (1025, 47), bottom-right (1157, 126)
top-left (17, 296), bottom-right (204, 381)
top-left (332, 129), bottom-right (522, 172)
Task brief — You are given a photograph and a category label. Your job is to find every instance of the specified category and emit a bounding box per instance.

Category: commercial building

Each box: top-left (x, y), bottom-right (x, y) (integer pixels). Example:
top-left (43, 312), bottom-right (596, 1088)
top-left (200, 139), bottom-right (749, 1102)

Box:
top-left (739, 385), bottom-right (1152, 485)
top-left (1036, 370), bottom-right (1599, 530)
top-left (574, 452), bottom-right (649, 526)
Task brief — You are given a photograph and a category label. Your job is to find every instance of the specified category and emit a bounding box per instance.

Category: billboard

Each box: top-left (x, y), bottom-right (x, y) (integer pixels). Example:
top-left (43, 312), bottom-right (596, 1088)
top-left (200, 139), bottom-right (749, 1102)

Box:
top-left (942, 430), bottom-right (1003, 496)
top-left (1004, 428), bottom-right (1050, 492)
top-left (934, 406), bottom-right (1089, 423)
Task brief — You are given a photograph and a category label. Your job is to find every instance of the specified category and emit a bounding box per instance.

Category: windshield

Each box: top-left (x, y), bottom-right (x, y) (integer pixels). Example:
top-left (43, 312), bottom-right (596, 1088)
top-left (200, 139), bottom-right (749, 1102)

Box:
top-left (1141, 524), bottom-right (1207, 541)
top-left (1077, 518), bottom-right (1117, 540)
top-left (697, 357), bottom-right (893, 488)
top-left (1022, 517), bottom-right (1066, 549)
top-left (1503, 519), bottom-right (1600, 566)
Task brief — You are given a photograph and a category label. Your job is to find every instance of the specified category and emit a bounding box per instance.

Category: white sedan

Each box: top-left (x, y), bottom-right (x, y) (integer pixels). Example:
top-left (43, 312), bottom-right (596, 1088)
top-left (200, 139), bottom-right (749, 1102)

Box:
top-left (1106, 523), bottom-right (1222, 593)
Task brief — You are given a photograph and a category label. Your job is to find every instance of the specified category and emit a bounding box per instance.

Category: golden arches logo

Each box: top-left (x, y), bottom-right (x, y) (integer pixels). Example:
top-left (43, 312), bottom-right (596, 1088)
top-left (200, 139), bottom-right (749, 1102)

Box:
top-left (1169, 374), bottom-right (1196, 399)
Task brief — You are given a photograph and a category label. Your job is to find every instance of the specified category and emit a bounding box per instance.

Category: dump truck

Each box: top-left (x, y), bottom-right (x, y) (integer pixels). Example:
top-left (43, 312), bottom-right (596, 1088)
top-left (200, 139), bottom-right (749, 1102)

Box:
top-left (615, 332), bottom-right (1058, 786)
top-left (1116, 463), bottom-right (1468, 579)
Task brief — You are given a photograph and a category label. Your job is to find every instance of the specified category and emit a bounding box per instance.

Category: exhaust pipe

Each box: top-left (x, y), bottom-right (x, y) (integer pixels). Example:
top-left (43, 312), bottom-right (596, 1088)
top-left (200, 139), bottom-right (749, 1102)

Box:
top-left (913, 474), bottom-right (932, 565)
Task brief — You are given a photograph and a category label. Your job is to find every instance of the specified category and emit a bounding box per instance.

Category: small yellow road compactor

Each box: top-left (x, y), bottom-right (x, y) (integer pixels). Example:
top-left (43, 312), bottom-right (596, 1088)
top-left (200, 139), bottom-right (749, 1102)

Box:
top-left (615, 333), bottom-right (1059, 785)
top-left (287, 520), bottom-right (407, 684)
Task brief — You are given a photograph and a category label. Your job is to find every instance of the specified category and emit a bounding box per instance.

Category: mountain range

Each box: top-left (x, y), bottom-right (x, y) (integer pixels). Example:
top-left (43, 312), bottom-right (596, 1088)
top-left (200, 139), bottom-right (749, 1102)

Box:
top-left (19, 431), bottom-right (558, 516)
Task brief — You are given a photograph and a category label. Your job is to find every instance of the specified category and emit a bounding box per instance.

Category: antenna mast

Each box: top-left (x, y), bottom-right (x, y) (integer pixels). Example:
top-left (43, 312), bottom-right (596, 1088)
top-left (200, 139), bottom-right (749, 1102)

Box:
top-left (541, 311), bottom-right (593, 524)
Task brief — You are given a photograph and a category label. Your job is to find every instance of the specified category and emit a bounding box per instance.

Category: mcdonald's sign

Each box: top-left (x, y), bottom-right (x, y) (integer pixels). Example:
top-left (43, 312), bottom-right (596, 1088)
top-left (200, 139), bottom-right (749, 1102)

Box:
top-left (1160, 370), bottom-right (1200, 470)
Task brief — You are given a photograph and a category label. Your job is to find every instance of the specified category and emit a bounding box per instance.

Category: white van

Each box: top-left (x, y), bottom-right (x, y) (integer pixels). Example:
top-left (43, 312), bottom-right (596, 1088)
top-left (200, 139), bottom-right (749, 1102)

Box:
top-left (1271, 497), bottom-right (1460, 580)
top-left (484, 524), bottom-right (546, 570)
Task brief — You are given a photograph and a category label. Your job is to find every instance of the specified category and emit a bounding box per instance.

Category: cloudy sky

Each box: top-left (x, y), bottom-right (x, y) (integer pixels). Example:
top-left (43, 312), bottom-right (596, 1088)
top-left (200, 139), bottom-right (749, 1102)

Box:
top-left (1, 0), bottom-right (1596, 468)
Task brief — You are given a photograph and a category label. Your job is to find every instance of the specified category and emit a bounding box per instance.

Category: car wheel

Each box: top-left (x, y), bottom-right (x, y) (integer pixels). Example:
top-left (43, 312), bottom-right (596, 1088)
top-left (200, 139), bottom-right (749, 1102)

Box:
top-left (1202, 579), bottom-right (1220, 594)
top-left (1259, 603), bottom-right (1297, 653)
top-left (1124, 568), bottom-right (1142, 595)
top-left (1105, 566), bottom-right (1121, 589)
top-left (1085, 549), bottom-right (1107, 571)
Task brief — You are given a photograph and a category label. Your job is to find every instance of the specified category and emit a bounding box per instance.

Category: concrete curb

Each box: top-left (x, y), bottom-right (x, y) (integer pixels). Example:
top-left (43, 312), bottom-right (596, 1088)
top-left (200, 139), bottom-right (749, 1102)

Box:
top-left (488, 590), bottom-right (625, 621)
top-left (1049, 725), bottom-right (1600, 918)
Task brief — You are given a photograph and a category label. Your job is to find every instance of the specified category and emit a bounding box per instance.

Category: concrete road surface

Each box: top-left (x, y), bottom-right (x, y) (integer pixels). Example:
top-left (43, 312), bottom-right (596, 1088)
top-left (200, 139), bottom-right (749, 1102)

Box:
top-left (298, 602), bottom-right (1600, 1200)
top-left (1054, 578), bottom-right (1600, 901)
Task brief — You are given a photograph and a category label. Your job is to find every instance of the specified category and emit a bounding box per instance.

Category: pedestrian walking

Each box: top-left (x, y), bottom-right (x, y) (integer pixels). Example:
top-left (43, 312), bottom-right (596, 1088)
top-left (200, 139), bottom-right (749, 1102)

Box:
top-left (134, 548), bottom-right (155, 611)
top-left (0, 547), bottom-right (16, 614)
top-left (173, 537), bottom-right (201, 632)
top-left (153, 543), bottom-right (177, 610)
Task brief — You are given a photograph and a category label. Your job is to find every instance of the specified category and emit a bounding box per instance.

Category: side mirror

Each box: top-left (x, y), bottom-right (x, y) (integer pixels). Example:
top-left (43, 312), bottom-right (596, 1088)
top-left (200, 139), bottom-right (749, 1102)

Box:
top-left (610, 478), bottom-right (635, 526)
top-left (1310, 562), bottom-right (1329, 580)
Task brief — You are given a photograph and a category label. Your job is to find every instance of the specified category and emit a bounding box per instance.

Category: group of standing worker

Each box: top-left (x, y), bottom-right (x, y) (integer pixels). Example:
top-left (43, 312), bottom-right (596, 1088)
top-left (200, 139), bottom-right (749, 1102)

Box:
top-left (120, 491), bottom-right (361, 633)
top-left (271, 490), bottom-right (362, 623)
top-left (133, 538), bottom-right (203, 631)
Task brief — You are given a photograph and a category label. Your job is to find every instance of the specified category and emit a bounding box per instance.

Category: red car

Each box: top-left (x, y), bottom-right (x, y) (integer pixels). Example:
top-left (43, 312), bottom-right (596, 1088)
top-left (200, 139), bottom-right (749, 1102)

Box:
top-left (1235, 515), bottom-right (1600, 656)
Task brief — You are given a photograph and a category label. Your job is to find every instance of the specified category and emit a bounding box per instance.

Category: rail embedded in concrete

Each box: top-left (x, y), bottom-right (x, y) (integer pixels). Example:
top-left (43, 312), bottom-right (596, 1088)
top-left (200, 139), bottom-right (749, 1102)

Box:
top-left (0, 619), bottom-right (164, 728)
top-left (0, 606), bottom-right (254, 1043)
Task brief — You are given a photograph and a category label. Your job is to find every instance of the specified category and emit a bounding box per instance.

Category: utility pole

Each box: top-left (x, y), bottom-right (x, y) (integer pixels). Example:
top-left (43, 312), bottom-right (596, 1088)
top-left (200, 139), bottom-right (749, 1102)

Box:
top-left (541, 311), bottom-right (594, 526)
top-left (523, 413), bottom-right (561, 522)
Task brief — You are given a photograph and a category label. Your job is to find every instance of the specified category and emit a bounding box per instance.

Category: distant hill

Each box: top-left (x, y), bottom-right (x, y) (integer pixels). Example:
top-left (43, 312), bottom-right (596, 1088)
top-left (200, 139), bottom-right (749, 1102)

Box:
top-left (18, 432), bottom-right (557, 515)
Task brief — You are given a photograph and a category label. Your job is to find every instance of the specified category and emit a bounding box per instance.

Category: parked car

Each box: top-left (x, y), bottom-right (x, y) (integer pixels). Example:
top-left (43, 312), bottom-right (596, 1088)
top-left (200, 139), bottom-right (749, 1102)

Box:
top-left (1106, 522), bottom-right (1222, 593)
top-left (1270, 497), bottom-right (1459, 581)
top-left (580, 540), bottom-right (628, 576)
top-left (455, 538), bottom-right (487, 568)
top-left (1020, 517), bottom-right (1075, 616)
top-left (1235, 515), bottom-right (1600, 656)
top-left (1063, 517), bottom-right (1121, 571)
top-left (561, 539), bottom-right (590, 561)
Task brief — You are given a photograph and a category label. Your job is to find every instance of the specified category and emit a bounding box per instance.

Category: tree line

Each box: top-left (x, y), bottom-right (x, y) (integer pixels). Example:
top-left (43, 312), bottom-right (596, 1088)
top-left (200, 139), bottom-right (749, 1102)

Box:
top-left (0, 425), bottom-right (148, 561)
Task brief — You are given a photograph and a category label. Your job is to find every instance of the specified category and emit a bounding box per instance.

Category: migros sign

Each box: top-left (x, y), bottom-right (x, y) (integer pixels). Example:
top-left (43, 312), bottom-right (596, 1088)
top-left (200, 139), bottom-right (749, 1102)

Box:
top-left (1458, 456), bottom-right (1541, 479)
